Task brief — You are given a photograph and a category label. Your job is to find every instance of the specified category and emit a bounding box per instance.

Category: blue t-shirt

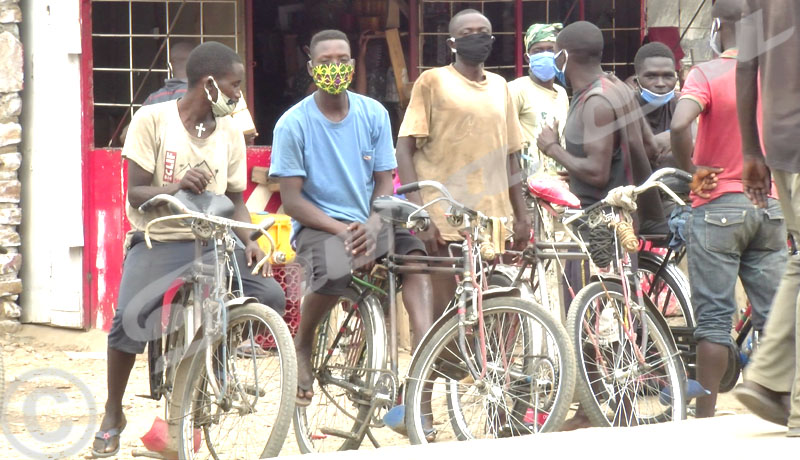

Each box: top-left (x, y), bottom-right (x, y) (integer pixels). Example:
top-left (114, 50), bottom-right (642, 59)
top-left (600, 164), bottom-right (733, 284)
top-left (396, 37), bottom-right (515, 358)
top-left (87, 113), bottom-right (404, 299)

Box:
top-left (269, 91), bottom-right (396, 234)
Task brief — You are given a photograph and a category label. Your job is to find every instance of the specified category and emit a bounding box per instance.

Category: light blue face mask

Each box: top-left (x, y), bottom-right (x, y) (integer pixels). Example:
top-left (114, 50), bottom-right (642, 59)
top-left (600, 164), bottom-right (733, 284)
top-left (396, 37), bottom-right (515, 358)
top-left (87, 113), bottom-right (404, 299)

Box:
top-left (529, 51), bottom-right (557, 82)
top-left (640, 87), bottom-right (675, 107)
top-left (554, 50), bottom-right (568, 86)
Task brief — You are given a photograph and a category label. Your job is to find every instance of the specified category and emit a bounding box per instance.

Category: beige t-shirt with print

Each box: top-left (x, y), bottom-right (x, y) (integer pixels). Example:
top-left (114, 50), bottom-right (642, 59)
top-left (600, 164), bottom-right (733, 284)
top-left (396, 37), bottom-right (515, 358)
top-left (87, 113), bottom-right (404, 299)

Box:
top-left (399, 65), bottom-right (523, 241)
top-left (122, 100), bottom-right (247, 242)
top-left (508, 76), bottom-right (569, 175)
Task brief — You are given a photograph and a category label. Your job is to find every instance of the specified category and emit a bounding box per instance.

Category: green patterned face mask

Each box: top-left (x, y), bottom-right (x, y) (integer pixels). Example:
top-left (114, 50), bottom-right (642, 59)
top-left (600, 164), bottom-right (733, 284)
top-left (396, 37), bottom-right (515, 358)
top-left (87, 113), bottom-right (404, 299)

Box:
top-left (312, 62), bottom-right (354, 95)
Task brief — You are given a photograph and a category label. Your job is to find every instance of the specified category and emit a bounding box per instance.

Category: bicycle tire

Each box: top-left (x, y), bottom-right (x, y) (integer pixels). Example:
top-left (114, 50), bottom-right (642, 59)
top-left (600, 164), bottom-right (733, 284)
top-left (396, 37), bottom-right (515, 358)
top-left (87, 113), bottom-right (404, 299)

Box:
top-left (566, 281), bottom-right (687, 427)
top-left (0, 341), bottom-right (4, 417)
top-left (177, 303), bottom-right (297, 459)
top-left (404, 297), bottom-right (576, 444)
top-left (293, 287), bottom-right (385, 453)
top-left (638, 254), bottom-right (694, 328)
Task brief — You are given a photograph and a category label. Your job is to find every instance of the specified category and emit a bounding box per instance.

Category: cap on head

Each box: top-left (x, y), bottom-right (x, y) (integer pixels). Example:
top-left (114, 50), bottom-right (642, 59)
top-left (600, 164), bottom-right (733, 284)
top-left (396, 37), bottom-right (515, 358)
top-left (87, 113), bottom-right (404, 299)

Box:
top-left (524, 23), bottom-right (563, 52)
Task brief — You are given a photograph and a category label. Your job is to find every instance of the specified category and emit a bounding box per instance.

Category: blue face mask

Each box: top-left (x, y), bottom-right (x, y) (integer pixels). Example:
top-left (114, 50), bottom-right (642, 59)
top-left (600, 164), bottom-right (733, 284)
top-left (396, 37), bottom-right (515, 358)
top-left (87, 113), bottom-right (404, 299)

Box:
top-left (529, 51), bottom-right (557, 82)
top-left (554, 50), bottom-right (568, 86)
top-left (640, 87), bottom-right (676, 107)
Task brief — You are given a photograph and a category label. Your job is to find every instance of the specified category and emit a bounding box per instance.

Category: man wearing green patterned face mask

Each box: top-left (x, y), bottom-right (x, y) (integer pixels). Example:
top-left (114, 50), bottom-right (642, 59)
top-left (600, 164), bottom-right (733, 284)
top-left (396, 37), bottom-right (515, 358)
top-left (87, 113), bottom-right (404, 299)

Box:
top-left (271, 30), bottom-right (434, 412)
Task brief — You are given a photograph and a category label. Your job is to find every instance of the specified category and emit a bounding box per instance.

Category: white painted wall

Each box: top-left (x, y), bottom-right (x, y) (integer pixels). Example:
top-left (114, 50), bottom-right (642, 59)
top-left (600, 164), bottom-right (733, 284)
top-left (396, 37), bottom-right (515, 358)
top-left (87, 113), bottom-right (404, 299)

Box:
top-left (19, 0), bottom-right (85, 328)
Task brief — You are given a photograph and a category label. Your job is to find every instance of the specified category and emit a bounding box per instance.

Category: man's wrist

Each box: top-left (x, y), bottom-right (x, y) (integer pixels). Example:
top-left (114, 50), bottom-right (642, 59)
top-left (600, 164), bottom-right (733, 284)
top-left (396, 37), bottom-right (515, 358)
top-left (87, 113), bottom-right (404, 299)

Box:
top-left (542, 142), bottom-right (559, 156)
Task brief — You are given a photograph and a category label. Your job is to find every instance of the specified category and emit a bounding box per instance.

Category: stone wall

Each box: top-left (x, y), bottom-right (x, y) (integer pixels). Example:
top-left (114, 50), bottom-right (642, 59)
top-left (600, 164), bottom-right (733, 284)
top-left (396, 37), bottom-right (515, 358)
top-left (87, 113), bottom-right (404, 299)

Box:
top-left (0, 0), bottom-right (22, 332)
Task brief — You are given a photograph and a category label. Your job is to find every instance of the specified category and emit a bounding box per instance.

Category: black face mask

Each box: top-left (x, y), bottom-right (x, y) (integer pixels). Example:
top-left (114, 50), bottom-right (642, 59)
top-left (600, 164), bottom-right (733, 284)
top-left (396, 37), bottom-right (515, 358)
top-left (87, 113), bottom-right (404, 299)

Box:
top-left (452, 33), bottom-right (494, 63)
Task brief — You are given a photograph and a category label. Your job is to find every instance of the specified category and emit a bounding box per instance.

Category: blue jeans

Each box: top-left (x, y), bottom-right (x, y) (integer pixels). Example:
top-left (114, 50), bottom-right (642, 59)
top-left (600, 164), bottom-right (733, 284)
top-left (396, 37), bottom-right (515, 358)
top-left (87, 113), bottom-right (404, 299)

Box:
top-left (687, 193), bottom-right (787, 346)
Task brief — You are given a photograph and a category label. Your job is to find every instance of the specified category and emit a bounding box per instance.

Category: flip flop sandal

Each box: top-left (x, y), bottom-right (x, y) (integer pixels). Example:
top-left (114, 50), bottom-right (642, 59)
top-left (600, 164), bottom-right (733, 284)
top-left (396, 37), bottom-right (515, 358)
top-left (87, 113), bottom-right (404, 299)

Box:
top-left (296, 385), bottom-right (313, 407)
top-left (91, 418), bottom-right (127, 458)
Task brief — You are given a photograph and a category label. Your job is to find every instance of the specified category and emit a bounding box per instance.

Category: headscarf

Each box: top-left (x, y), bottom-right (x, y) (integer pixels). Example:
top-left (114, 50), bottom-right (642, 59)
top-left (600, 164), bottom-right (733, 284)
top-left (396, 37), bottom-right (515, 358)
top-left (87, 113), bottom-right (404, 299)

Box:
top-left (524, 23), bottom-right (563, 52)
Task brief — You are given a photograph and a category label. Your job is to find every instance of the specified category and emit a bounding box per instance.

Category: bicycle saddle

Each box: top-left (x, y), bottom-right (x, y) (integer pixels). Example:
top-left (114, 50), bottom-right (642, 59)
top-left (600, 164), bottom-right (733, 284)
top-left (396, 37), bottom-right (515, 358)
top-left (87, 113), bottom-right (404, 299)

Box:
top-left (526, 176), bottom-right (581, 209)
top-left (373, 195), bottom-right (430, 230)
top-left (174, 189), bottom-right (235, 218)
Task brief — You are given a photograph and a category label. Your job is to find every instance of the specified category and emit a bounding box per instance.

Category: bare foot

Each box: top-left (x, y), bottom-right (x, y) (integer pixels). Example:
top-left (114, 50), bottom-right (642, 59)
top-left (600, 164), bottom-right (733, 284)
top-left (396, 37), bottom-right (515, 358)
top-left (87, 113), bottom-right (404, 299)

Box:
top-left (295, 343), bottom-right (314, 405)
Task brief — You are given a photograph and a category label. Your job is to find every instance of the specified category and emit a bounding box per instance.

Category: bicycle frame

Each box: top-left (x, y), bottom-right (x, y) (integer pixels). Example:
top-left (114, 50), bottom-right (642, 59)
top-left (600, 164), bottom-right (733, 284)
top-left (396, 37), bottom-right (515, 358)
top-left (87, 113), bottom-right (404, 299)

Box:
top-left (139, 193), bottom-right (275, 412)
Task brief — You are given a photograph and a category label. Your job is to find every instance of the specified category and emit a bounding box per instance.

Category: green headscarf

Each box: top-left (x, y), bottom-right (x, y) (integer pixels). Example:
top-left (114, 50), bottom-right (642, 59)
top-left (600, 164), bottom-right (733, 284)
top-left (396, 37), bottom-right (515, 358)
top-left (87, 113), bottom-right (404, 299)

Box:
top-left (524, 23), bottom-right (563, 52)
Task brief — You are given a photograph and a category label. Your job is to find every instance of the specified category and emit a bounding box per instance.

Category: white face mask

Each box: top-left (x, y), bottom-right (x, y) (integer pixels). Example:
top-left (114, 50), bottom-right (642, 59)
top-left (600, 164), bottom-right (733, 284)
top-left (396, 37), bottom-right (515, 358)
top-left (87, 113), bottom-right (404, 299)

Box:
top-left (204, 77), bottom-right (236, 117)
top-left (709, 18), bottom-right (722, 56)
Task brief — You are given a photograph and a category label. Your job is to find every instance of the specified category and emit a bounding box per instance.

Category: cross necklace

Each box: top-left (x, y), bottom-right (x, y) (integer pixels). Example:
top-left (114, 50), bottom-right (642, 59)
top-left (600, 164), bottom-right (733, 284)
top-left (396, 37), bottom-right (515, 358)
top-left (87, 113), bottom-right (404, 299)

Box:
top-left (195, 123), bottom-right (206, 137)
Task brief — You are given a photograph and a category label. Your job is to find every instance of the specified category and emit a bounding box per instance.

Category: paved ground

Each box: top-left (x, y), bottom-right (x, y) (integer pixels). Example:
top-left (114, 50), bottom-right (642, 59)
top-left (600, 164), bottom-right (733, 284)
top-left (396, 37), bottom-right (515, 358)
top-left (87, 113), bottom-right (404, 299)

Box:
top-left (282, 415), bottom-right (796, 460)
top-left (0, 325), bottom-right (787, 460)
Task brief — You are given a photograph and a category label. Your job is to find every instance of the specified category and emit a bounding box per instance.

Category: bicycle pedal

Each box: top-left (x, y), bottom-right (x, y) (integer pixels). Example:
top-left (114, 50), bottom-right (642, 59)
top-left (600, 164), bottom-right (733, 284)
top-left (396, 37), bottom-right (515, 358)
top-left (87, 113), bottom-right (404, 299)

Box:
top-left (131, 449), bottom-right (175, 459)
top-left (243, 384), bottom-right (267, 397)
top-left (135, 393), bottom-right (161, 401)
top-left (320, 427), bottom-right (359, 440)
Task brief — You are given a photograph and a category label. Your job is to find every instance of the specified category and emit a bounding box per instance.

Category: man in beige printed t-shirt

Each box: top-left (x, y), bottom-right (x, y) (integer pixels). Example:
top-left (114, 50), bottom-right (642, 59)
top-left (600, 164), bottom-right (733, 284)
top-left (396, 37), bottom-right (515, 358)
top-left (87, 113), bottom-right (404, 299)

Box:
top-left (92, 42), bottom-right (285, 458)
top-left (396, 8), bottom-right (530, 317)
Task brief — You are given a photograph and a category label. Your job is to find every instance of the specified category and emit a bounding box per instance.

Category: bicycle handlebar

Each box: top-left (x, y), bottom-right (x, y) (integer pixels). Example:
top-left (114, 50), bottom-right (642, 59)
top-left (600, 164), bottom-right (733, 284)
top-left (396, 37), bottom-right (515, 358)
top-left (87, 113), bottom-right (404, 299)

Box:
top-left (400, 180), bottom-right (480, 219)
top-left (140, 194), bottom-right (277, 269)
top-left (564, 168), bottom-right (690, 225)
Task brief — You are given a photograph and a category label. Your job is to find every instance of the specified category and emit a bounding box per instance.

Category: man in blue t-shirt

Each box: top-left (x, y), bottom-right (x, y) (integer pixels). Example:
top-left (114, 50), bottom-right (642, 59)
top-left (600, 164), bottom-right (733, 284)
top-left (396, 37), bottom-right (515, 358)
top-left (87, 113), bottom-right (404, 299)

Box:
top-left (270, 30), bottom-right (434, 409)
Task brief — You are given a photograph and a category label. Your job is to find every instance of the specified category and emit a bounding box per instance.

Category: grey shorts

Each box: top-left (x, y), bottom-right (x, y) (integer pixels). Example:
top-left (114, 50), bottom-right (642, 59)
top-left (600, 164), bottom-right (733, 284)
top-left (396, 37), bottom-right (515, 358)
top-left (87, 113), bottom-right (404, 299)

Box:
top-left (294, 224), bottom-right (426, 296)
top-left (687, 194), bottom-right (787, 345)
top-left (108, 235), bottom-right (287, 355)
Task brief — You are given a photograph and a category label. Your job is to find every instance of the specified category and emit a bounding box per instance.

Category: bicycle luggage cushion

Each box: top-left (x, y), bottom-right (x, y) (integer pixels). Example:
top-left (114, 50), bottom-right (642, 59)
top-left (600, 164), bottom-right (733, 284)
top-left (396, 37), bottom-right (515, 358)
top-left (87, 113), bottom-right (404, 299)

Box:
top-left (174, 189), bottom-right (235, 218)
top-left (373, 195), bottom-right (430, 228)
top-left (526, 176), bottom-right (581, 208)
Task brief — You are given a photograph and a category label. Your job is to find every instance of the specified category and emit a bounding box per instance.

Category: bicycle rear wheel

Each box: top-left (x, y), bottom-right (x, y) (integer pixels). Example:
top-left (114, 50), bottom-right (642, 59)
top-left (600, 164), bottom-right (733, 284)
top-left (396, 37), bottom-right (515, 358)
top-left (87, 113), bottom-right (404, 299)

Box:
top-left (293, 288), bottom-right (385, 453)
top-left (177, 302), bottom-right (297, 459)
top-left (638, 253), bottom-right (693, 328)
top-left (567, 281), bottom-right (687, 426)
top-left (404, 297), bottom-right (575, 444)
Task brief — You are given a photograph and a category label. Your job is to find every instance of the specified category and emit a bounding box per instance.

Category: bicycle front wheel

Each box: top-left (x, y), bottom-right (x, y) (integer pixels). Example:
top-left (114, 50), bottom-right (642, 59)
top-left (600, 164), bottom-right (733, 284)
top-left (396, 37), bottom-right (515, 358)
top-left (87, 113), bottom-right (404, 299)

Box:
top-left (567, 281), bottom-right (687, 427)
top-left (177, 302), bottom-right (297, 459)
top-left (404, 297), bottom-right (575, 444)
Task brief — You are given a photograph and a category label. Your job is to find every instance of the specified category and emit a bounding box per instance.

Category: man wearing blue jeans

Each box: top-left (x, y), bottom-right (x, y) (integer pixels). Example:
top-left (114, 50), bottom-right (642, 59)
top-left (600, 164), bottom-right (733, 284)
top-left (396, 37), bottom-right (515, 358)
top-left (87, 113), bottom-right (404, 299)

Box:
top-left (733, 0), bottom-right (800, 436)
top-left (670, 0), bottom-right (787, 419)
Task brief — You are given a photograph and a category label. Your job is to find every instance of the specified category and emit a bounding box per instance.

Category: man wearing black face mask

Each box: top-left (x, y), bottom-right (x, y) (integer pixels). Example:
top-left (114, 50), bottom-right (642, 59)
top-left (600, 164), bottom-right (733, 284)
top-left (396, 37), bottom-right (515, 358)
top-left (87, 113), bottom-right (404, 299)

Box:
top-left (396, 9), bottom-right (529, 319)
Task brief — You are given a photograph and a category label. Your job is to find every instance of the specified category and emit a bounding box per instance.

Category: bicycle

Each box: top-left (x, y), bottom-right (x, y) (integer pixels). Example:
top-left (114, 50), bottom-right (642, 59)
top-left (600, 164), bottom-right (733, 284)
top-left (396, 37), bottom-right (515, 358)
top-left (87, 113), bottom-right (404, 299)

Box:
top-left (138, 191), bottom-right (297, 459)
top-left (557, 168), bottom-right (691, 426)
top-left (293, 182), bottom-right (576, 451)
top-left (499, 173), bottom-right (693, 331)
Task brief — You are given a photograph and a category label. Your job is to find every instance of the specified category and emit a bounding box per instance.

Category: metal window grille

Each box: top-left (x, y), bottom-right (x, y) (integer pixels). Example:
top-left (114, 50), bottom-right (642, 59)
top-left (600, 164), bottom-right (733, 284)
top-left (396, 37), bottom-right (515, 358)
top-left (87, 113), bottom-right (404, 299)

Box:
top-left (586, 0), bottom-right (642, 79)
top-left (91, 0), bottom-right (241, 147)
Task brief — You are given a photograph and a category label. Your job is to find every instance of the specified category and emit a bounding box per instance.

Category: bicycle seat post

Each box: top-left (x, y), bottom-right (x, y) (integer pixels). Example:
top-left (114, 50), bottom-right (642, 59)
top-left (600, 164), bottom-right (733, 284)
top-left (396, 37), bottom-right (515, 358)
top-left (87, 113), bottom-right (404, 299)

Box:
top-left (387, 234), bottom-right (399, 377)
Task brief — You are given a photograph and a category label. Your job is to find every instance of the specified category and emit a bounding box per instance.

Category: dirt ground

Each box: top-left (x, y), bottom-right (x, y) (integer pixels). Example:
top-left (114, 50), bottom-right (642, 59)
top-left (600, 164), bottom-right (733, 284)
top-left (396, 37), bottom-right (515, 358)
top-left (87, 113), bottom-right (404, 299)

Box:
top-left (0, 324), bottom-right (750, 460)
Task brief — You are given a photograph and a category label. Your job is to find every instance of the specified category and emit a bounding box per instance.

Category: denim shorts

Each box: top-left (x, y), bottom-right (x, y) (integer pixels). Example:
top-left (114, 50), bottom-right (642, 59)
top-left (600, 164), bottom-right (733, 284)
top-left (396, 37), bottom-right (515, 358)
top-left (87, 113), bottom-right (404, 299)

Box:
top-left (687, 193), bottom-right (787, 345)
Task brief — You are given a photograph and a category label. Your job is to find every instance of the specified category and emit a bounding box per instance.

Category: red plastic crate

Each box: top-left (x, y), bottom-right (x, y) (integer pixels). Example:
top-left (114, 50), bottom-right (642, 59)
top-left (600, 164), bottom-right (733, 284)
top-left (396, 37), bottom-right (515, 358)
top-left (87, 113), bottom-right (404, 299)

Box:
top-left (260, 263), bottom-right (303, 349)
